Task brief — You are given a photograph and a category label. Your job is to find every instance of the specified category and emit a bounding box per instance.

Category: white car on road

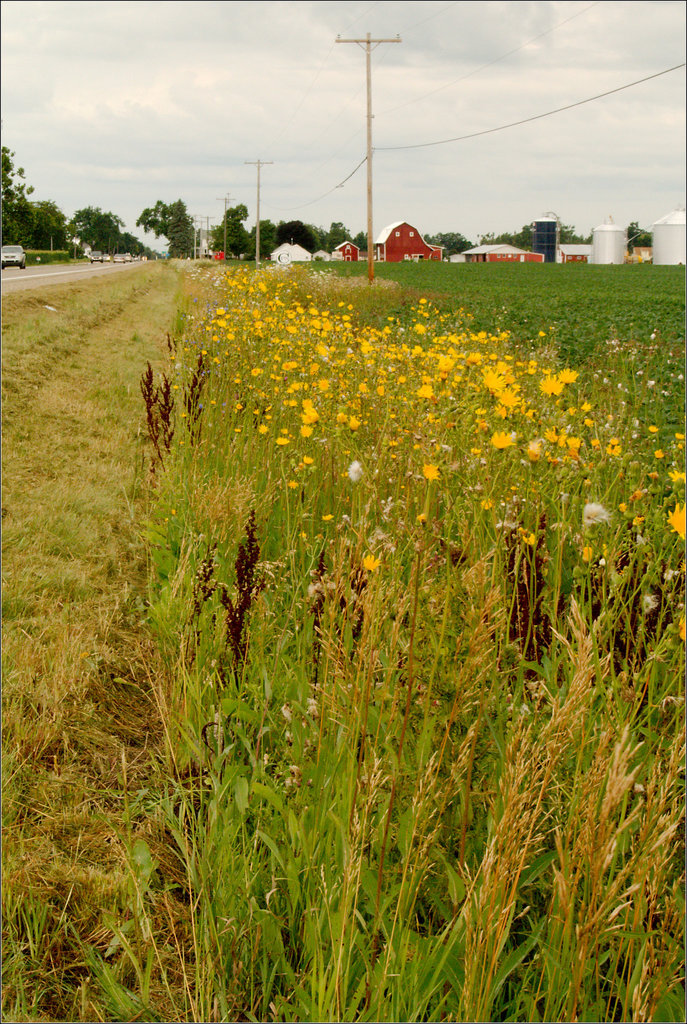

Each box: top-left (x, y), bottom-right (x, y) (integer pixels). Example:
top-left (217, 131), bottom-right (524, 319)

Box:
top-left (2, 245), bottom-right (26, 269)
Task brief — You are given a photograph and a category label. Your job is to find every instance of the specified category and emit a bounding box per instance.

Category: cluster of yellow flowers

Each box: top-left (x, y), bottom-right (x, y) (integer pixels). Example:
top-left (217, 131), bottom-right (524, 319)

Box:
top-left (173, 267), bottom-right (685, 578)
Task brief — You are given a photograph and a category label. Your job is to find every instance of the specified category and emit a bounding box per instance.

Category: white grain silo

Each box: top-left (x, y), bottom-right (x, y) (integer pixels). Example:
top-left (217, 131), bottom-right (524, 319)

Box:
top-left (591, 221), bottom-right (626, 264)
top-left (652, 208), bottom-right (686, 265)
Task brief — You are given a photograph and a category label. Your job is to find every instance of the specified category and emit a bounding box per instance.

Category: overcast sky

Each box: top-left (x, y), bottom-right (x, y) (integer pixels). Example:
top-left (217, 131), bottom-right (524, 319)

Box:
top-left (2, 0), bottom-right (685, 249)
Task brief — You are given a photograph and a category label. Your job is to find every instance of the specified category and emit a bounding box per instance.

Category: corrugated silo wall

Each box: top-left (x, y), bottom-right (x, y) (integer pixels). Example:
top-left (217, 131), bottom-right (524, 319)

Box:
top-left (532, 221), bottom-right (558, 263)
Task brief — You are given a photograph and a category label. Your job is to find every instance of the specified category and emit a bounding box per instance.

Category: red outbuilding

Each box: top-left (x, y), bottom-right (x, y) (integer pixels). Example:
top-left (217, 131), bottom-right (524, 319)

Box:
top-left (374, 222), bottom-right (442, 262)
top-left (333, 241), bottom-right (360, 262)
top-left (462, 244), bottom-right (544, 264)
top-left (558, 244), bottom-right (591, 264)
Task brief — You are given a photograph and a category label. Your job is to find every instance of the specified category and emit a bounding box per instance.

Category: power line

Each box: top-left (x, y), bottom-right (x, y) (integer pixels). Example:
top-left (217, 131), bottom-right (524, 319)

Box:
top-left (377, 62), bottom-right (686, 151)
top-left (265, 154), bottom-right (368, 214)
top-left (270, 2), bottom-right (386, 154)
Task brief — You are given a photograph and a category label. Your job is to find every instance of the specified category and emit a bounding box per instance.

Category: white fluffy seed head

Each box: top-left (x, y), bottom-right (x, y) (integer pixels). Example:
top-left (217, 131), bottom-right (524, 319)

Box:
top-left (583, 502), bottom-right (611, 528)
top-left (348, 460), bottom-right (363, 484)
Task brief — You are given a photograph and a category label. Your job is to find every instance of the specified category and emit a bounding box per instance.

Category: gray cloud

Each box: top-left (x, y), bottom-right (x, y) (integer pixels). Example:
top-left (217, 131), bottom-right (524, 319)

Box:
top-left (2, 0), bottom-right (684, 247)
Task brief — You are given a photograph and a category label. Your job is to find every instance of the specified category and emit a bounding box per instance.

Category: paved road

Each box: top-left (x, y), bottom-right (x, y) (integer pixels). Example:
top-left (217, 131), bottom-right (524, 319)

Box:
top-left (1, 260), bottom-right (152, 295)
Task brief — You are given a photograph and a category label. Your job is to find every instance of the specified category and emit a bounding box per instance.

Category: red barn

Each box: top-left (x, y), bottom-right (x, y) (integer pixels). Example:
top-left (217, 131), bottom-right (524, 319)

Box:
top-left (334, 241), bottom-right (360, 261)
top-left (374, 222), bottom-right (442, 262)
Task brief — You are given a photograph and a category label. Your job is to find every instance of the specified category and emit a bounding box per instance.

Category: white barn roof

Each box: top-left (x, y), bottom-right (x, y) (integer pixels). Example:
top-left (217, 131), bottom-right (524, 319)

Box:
top-left (463, 244), bottom-right (531, 255)
top-left (559, 244), bottom-right (592, 256)
top-left (375, 222), bottom-right (405, 245)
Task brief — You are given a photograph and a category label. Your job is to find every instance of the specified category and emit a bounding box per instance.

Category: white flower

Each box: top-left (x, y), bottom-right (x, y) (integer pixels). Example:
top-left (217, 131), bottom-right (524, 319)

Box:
top-left (583, 502), bottom-right (611, 528)
top-left (642, 593), bottom-right (658, 614)
top-left (348, 460), bottom-right (364, 483)
top-left (281, 704), bottom-right (292, 723)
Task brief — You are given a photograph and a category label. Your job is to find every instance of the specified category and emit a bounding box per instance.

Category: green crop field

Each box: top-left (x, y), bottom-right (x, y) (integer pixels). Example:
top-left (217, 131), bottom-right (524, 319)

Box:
top-left (330, 260), bottom-right (685, 356)
top-left (3, 260), bottom-right (685, 1023)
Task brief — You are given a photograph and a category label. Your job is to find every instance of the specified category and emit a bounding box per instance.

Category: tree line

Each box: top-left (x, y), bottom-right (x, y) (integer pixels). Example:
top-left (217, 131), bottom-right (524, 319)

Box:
top-left (3, 144), bottom-right (653, 261)
top-left (2, 146), bottom-right (155, 257)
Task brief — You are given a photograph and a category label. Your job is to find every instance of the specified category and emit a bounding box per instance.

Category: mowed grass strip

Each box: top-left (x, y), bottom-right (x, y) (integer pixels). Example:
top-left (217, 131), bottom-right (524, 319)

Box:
top-left (2, 264), bottom-right (181, 1022)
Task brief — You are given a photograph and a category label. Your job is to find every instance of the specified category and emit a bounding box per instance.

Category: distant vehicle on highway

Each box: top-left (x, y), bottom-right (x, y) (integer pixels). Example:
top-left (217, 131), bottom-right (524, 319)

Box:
top-left (113, 253), bottom-right (126, 263)
top-left (2, 245), bottom-right (26, 269)
top-left (89, 250), bottom-right (104, 263)
top-left (102, 253), bottom-right (111, 262)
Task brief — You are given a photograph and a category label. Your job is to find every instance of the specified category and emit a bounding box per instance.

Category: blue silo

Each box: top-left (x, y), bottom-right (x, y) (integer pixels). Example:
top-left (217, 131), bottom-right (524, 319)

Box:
top-left (532, 216), bottom-right (559, 263)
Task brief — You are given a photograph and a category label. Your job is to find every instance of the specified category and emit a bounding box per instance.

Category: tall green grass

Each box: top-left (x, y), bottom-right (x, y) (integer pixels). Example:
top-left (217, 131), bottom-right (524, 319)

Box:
top-left (103, 262), bottom-right (684, 1022)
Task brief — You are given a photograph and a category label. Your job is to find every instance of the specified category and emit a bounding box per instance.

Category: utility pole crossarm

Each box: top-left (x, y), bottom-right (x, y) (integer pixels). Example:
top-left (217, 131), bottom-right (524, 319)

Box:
top-left (336, 33), bottom-right (401, 284)
top-left (336, 35), bottom-right (401, 46)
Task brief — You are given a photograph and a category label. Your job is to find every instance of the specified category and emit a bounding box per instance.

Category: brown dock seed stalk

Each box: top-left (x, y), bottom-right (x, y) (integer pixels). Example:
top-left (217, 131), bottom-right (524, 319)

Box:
top-left (219, 511), bottom-right (264, 676)
top-left (140, 361), bottom-right (175, 467)
top-left (183, 352), bottom-right (206, 444)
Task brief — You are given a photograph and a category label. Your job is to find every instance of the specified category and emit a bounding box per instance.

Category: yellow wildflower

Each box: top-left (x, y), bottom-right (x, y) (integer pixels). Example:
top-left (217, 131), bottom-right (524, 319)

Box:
top-left (540, 377), bottom-right (564, 396)
top-left (363, 553), bottom-right (381, 572)
top-left (557, 369), bottom-right (579, 384)
top-left (491, 430), bottom-right (516, 449)
top-left (668, 504), bottom-right (685, 540)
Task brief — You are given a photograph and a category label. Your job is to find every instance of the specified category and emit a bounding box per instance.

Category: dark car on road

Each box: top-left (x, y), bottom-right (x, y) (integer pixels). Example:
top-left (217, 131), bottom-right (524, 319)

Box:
top-left (2, 245), bottom-right (26, 269)
top-left (89, 250), bottom-right (104, 263)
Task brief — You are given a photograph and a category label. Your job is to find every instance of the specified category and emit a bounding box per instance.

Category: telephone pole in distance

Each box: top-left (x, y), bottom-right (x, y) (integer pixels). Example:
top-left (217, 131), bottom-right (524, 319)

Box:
top-left (336, 32), bottom-right (401, 284)
top-left (245, 159), bottom-right (273, 269)
top-left (216, 194), bottom-right (233, 262)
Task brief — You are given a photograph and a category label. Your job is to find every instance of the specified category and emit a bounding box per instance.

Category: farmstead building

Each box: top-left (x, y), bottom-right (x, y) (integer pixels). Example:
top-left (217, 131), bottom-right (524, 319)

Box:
top-left (559, 244), bottom-right (591, 264)
top-left (270, 242), bottom-right (312, 263)
top-left (333, 241), bottom-right (360, 261)
top-left (462, 244), bottom-right (544, 264)
top-left (374, 222), bottom-right (442, 262)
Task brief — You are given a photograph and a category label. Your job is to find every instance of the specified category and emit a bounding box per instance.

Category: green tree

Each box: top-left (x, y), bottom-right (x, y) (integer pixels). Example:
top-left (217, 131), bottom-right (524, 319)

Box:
top-left (137, 199), bottom-right (194, 256)
top-left (245, 219), bottom-right (277, 260)
top-left (426, 231), bottom-right (473, 256)
top-left (29, 200), bottom-right (68, 250)
top-left (559, 222), bottom-right (592, 245)
top-left (136, 200), bottom-right (173, 238)
top-left (276, 220), bottom-right (316, 252)
top-left (352, 231), bottom-right (367, 251)
top-left (69, 206), bottom-right (125, 252)
top-left (480, 225), bottom-right (533, 249)
top-left (325, 222), bottom-right (349, 252)
top-left (166, 200), bottom-right (194, 258)
top-left (120, 231), bottom-right (145, 256)
top-left (2, 145), bottom-right (35, 244)
top-left (217, 204), bottom-right (250, 258)
top-left (626, 221), bottom-right (652, 251)
top-left (210, 205), bottom-right (250, 258)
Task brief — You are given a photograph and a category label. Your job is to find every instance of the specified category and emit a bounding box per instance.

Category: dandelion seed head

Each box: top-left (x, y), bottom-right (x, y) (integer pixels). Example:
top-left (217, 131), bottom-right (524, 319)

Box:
top-left (583, 502), bottom-right (611, 528)
top-left (348, 460), bottom-right (364, 483)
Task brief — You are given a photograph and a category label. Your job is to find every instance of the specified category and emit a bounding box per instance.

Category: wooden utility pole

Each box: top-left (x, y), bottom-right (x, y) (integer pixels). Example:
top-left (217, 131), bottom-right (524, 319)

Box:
top-left (245, 159), bottom-right (273, 269)
top-left (216, 194), bottom-right (232, 262)
top-left (336, 32), bottom-right (401, 284)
